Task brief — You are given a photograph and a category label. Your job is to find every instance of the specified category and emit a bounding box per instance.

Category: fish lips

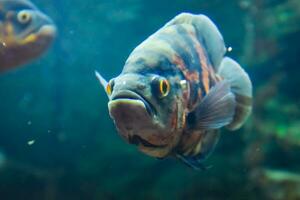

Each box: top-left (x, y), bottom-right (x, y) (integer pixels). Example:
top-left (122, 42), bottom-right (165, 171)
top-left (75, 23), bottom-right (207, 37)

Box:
top-left (108, 91), bottom-right (166, 147)
top-left (36, 24), bottom-right (57, 39)
top-left (108, 91), bottom-right (177, 158)
top-left (108, 91), bottom-right (154, 134)
top-left (21, 24), bottom-right (57, 45)
top-left (109, 90), bottom-right (155, 117)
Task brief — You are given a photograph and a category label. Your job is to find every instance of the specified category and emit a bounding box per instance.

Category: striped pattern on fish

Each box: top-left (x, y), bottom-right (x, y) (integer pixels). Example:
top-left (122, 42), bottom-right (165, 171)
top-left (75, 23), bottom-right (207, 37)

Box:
top-left (96, 13), bottom-right (253, 169)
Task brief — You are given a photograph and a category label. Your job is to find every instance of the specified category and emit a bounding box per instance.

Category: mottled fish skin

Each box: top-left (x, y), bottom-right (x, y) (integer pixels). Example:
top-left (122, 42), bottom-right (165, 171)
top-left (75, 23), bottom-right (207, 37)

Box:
top-left (124, 22), bottom-right (219, 109)
top-left (0, 0), bottom-right (56, 73)
top-left (119, 15), bottom-right (222, 158)
top-left (98, 13), bottom-right (252, 168)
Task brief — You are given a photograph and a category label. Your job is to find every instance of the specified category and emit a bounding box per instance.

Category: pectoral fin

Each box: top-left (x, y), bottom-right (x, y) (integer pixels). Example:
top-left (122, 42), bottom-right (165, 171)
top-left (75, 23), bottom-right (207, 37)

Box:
top-left (188, 80), bottom-right (236, 130)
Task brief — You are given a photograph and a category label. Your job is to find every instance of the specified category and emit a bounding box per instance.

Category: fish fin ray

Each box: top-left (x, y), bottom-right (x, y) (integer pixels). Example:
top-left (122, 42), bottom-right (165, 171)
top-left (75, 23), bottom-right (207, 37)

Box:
top-left (176, 154), bottom-right (209, 170)
top-left (189, 80), bottom-right (236, 130)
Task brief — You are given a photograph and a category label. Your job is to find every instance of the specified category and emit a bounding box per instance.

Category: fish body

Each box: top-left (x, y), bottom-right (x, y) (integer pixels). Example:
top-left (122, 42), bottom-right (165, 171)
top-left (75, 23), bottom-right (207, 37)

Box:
top-left (96, 13), bottom-right (252, 169)
top-left (0, 0), bottom-right (56, 72)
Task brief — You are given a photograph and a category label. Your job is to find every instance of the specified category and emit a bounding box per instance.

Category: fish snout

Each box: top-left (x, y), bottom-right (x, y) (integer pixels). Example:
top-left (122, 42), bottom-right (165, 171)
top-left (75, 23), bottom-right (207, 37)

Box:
top-left (112, 74), bottom-right (147, 94)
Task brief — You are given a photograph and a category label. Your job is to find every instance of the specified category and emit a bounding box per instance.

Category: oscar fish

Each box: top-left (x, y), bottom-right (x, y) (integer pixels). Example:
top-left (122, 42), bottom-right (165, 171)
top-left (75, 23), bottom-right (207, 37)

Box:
top-left (96, 13), bottom-right (252, 169)
top-left (0, 0), bottom-right (56, 73)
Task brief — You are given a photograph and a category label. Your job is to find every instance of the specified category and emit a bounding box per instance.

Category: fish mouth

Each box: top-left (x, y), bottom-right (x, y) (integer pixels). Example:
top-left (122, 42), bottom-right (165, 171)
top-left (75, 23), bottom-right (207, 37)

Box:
top-left (108, 90), bottom-right (169, 155)
top-left (1, 24), bottom-right (56, 46)
top-left (110, 90), bottom-right (156, 116)
top-left (128, 135), bottom-right (167, 148)
top-left (36, 24), bottom-right (56, 37)
top-left (21, 24), bottom-right (56, 45)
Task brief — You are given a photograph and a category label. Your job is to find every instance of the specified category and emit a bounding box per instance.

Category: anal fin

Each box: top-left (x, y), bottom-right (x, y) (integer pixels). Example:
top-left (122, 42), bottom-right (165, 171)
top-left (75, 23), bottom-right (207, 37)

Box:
top-left (175, 130), bottom-right (220, 170)
top-left (176, 154), bottom-right (210, 170)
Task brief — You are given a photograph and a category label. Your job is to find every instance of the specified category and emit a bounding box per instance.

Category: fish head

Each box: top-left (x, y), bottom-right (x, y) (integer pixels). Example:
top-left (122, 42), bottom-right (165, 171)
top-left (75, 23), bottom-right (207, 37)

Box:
top-left (0, 0), bottom-right (56, 71)
top-left (103, 72), bottom-right (185, 158)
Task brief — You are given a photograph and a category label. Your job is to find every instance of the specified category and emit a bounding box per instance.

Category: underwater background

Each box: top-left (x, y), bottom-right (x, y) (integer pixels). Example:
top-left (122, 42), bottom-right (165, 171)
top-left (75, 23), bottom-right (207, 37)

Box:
top-left (1, 0), bottom-right (300, 199)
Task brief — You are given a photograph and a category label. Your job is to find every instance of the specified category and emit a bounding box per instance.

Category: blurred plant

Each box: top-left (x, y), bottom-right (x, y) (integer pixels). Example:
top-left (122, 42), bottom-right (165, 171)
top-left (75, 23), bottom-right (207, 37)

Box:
top-left (251, 168), bottom-right (300, 200)
top-left (239, 0), bottom-right (300, 66)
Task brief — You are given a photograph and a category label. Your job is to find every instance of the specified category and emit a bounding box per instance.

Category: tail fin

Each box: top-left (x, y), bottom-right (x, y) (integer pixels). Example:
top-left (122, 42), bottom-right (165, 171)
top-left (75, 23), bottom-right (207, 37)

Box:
top-left (217, 57), bottom-right (252, 130)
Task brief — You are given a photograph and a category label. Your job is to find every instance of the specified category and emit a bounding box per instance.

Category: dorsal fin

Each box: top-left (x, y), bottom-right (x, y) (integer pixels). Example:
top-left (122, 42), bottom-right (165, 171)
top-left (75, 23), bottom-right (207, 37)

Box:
top-left (164, 13), bottom-right (226, 69)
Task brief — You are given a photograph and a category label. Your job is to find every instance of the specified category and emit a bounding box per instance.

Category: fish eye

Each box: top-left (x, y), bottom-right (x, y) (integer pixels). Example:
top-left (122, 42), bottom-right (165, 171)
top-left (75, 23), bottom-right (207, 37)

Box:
top-left (106, 79), bottom-right (115, 95)
top-left (152, 77), bottom-right (170, 98)
top-left (17, 11), bottom-right (32, 24)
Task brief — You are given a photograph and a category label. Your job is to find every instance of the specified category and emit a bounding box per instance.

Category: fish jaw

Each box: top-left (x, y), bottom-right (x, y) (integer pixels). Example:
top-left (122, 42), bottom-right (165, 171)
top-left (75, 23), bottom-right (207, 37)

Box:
top-left (20, 24), bottom-right (56, 45)
top-left (108, 98), bottom-right (157, 143)
top-left (108, 98), bottom-right (174, 158)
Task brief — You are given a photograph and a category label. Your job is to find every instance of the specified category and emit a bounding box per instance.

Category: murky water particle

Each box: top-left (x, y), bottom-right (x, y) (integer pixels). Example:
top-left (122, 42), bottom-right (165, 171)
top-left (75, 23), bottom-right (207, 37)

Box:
top-left (27, 121), bottom-right (32, 125)
top-left (27, 140), bottom-right (35, 146)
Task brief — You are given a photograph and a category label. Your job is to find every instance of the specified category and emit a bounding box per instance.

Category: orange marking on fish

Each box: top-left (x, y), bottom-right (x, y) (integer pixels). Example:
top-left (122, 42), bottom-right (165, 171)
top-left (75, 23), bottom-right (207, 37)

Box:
top-left (201, 67), bottom-right (210, 94)
top-left (173, 55), bottom-right (200, 83)
top-left (171, 103), bottom-right (178, 130)
top-left (173, 54), bottom-right (186, 71)
top-left (197, 88), bottom-right (202, 99)
top-left (188, 30), bottom-right (211, 93)
top-left (185, 71), bottom-right (199, 82)
top-left (182, 111), bottom-right (186, 129)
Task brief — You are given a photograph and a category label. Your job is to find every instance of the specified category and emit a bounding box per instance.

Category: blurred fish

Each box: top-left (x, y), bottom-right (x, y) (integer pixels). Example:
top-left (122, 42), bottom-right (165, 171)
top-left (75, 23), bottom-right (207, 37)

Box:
top-left (96, 13), bottom-right (252, 169)
top-left (0, 0), bottom-right (56, 73)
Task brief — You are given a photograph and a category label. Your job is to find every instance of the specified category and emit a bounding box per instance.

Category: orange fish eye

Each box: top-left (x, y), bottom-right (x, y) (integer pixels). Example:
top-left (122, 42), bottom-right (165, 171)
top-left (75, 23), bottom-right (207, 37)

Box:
top-left (106, 79), bottom-right (114, 96)
top-left (159, 79), bottom-right (170, 97)
top-left (106, 83), bottom-right (112, 96)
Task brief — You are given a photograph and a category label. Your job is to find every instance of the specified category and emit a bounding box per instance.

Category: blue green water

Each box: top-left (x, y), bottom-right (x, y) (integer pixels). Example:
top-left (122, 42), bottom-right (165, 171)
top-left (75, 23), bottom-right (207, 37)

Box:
top-left (1, 0), bottom-right (300, 199)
